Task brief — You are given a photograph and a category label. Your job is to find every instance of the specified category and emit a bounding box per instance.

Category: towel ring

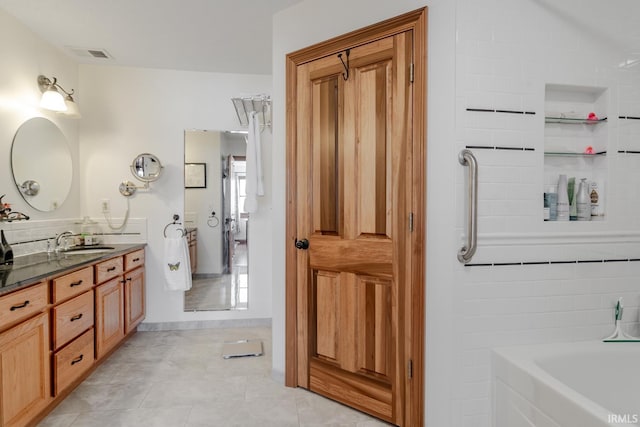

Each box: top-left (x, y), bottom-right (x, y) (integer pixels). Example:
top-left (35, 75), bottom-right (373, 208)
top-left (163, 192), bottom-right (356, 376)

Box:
top-left (164, 224), bottom-right (185, 238)
top-left (163, 214), bottom-right (186, 238)
top-left (207, 211), bottom-right (220, 228)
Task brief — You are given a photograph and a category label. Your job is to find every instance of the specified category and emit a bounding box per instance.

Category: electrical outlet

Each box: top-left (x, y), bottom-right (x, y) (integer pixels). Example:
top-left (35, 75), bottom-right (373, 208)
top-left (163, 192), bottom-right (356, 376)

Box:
top-left (101, 199), bottom-right (110, 213)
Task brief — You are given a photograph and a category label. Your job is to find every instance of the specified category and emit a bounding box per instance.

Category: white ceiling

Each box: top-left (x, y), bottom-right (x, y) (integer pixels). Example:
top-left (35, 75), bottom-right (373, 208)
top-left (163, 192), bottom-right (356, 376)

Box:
top-left (0, 0), bottom-right (302, 75)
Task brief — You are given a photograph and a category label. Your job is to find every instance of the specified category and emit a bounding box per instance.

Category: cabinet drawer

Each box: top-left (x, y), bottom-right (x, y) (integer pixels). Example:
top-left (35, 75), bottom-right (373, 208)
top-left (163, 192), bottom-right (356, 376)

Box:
top-left (53, 291), bottom-right (94, 350)
top-left (0, 282), bottom-right (47, 331)
top-left (124, 249), bottom-right (145, 271)
top-left (52, 266), bottom-right (94, 304)
top-left (95, 257), bottom-right (123, 284)
top-left (53, 328), bottom-right (94, 396)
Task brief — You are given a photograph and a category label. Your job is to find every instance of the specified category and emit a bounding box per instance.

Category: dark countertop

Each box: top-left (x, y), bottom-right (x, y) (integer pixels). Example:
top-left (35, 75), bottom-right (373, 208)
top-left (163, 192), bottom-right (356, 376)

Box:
top-left (0, 243), bottom-right (146, 296)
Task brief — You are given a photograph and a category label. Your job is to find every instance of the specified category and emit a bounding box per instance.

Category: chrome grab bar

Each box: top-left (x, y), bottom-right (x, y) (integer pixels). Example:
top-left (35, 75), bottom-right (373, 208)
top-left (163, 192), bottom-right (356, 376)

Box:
top-left (458, 149), bottom-right (478, 263)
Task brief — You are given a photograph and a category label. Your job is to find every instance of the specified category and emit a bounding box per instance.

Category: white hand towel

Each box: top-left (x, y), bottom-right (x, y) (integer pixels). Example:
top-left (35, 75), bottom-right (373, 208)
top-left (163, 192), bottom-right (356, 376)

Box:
top-left (163, 231), bottom-right (192, 291)
top-left (244, 111), bottom-right (263, 213)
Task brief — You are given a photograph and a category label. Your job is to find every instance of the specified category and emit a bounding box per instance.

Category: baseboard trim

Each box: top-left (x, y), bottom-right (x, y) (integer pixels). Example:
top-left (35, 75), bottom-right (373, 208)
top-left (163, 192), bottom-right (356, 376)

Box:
top-left (137, 318), bottom-right (272, 331)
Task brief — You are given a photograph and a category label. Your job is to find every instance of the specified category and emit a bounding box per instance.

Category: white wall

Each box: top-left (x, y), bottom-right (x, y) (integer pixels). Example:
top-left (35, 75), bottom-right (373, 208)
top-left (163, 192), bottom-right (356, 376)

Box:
top-left (0, 8), bottom-right (80, 220)
top-left (78, 65), bottom-right (273, 323)
top-left (273, 1), bottom-right (640, 426)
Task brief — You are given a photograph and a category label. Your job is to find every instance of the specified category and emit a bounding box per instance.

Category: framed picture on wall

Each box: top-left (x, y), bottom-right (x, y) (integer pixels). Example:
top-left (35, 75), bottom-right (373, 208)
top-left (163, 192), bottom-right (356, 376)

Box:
top-left (185, 163), bottom-right (207, 188)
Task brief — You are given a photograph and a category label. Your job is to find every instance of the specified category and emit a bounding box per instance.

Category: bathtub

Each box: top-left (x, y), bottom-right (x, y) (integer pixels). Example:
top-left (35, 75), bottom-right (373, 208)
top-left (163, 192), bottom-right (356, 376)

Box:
top-left (492, 341), bottom-right (640, 427)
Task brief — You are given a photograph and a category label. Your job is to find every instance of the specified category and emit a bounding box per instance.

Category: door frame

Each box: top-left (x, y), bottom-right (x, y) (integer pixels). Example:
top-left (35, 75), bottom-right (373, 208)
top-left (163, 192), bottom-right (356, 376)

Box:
top-left (285, 8), bottom-right (427, 425)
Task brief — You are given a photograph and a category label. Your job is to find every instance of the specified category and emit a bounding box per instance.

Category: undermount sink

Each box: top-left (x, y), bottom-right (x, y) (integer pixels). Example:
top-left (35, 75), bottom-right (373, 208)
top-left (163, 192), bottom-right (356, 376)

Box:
top-left (61, 246), bottom-right (115, 255)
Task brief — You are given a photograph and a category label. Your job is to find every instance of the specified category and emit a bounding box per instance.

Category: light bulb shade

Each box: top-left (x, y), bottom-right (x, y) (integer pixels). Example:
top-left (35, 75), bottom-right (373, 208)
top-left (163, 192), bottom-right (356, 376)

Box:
top-left (63, 95), bottom-right (81, 118)
top-left (40, 88), bottom-right (67, 112)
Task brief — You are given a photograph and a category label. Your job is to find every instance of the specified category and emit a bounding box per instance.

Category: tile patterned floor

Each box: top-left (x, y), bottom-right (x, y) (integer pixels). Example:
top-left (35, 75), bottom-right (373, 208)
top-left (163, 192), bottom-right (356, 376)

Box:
top-left (184, 243), bottom-right (248, 311)
top-left (39, 327), bottom-right (393, 427)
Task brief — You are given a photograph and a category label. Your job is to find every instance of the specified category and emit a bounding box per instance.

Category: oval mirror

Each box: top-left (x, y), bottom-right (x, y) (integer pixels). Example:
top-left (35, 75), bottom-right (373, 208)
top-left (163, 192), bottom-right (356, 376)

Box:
top-left (11, 117), bottom-right (73, 212)
top-left (130, 153), bottom-right (163, 182)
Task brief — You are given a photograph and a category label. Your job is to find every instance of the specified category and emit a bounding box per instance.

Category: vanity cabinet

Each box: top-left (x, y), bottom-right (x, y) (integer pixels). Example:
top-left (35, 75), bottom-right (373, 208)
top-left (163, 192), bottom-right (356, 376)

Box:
top-left (0, 312), bottom-right (50, 427)
top-left (0, 245), bottom-right (145, 426)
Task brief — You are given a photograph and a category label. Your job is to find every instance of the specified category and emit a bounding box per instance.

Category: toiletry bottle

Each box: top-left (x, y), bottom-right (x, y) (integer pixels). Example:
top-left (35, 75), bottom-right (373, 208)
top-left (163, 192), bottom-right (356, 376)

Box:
top-left (577, 178), bottom-right (590, 221)
top-left (543, 194), bottom-right (550, 221)
top-left (1, 230), bottom-right (13, 265)
top-left (546, 186), bottom-right (557, 221)
top-left (589, 181), bottom-right (600, 216)
top-left (568, 177), bottom-right (577, 220)
top-left (556, 175), bottom-right (569, 221)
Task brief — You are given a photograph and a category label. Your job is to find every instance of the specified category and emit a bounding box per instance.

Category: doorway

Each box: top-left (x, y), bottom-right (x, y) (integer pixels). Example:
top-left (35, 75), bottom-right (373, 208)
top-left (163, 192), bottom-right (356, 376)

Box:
top-left (285, 8), bottom-right (426, 427)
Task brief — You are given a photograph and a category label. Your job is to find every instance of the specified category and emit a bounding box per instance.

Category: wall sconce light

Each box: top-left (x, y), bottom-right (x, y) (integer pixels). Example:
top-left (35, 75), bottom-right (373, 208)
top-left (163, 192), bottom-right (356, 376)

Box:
top-left (37, 75), bottom-right (81, 118)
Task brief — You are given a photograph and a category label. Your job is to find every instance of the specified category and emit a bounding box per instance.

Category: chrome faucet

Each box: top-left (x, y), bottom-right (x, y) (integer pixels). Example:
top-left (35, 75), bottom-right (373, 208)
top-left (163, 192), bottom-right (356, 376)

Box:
top-left (55, 230), bottom-right (74, 252)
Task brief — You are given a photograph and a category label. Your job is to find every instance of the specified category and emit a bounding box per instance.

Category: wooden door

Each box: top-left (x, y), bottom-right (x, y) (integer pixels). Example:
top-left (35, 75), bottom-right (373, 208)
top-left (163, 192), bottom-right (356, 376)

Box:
top-left (0, 312), bottom-right (50, 427)
top-left (286, 9), bottom-right (426, 426)
top-left (95, 278), bottom-right (125, 359)
top-left (124, 267), bottom-right (145, 334)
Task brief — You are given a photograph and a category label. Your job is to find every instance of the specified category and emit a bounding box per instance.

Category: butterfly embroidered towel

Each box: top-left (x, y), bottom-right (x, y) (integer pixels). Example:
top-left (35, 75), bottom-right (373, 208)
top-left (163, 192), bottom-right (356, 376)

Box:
top-left (163, 231), bottom-right (192, 291)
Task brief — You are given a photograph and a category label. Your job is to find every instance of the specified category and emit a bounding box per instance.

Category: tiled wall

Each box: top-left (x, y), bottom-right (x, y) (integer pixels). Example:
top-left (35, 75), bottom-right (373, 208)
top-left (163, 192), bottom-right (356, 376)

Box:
top-left (1, 217), bottom-right (147, 257)
top-left (454, 0), bottom-right (640, 425)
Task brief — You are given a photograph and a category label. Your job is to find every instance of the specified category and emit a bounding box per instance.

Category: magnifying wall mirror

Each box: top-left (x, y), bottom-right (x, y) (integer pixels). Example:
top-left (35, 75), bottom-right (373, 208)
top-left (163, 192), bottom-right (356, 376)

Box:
top-left (131, 153), bottom-right (163, 182)
top-left (10, 117), bottom-right (73, 211)
top-left (119, 153), bottom-right (164, 196)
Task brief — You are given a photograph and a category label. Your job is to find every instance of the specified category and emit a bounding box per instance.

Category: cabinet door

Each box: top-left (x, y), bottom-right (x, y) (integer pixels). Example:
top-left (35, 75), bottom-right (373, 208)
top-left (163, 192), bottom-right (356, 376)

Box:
top-left (188, 232), bottom-right (197, 274)
top-left (95, 277), bottom-right (124, 360)
top-left (0, 312), bottom-right (50, 427)
top-left (124, 267), bottom-right (145, 334)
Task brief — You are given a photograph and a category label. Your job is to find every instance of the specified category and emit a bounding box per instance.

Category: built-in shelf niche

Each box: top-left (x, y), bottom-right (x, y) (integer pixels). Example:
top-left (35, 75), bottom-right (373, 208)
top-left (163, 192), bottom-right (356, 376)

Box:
top-left (544, 84), bottom-right (608, 221)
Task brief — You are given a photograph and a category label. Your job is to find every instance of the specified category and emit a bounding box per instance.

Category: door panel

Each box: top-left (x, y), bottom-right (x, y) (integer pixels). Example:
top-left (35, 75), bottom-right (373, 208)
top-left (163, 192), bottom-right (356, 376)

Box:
top-left (355, 61), bottom-right (392, 237)
top-left (296, 30), bottom-right (412, 425)
top-left (312, 77), bottom-right (340, 236)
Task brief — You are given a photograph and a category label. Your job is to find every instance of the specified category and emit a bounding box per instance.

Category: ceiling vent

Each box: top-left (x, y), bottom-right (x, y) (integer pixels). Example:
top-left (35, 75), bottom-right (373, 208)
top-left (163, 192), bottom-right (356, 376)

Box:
top-left (67, 46), bottom-right (113, 60)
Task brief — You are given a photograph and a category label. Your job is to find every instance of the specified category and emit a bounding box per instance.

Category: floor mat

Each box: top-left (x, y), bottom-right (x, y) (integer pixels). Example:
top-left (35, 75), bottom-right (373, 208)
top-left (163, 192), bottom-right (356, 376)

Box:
top-left (222, 339), bottom-right (263, 359)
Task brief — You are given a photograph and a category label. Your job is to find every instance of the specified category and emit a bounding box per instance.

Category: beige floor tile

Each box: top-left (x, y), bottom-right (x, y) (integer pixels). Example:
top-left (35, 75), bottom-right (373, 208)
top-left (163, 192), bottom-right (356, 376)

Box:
top-left (187, 398), bottom-right (299, 427)
top-left (63, 406), bottom-right (192, 427)
top-left (140, 377), bottom-right (247, 408)
top-left (38, 327), bottom-right (394, 427)
top-left (50, 382), bottom-right (152, 414)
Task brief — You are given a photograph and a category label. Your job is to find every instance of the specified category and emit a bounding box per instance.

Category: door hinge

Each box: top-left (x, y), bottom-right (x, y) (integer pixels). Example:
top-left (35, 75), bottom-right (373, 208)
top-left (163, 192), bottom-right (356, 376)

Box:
top-left (409, 213), bottom-right (414, 232)
top-left (408, 359), bottom-right (413, 379)
top-left (409, 63), bottom-right (414, 83)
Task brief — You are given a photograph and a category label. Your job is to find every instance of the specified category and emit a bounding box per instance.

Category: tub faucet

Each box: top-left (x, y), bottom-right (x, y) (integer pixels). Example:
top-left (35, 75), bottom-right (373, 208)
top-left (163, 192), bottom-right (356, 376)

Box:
top-left (55, 230), bottom-right (74, 252)
top-left (603, 298), bottom-right (640, 342)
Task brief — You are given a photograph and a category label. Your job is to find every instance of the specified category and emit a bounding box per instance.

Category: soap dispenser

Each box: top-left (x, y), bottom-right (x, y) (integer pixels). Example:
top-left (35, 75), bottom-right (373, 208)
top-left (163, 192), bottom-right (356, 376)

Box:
top-left (556, 174), bottom-right (570, 221)
top-left (0, 230), bottom-right (13, 266)
top-left (577, 178), bottom-right (591, 221)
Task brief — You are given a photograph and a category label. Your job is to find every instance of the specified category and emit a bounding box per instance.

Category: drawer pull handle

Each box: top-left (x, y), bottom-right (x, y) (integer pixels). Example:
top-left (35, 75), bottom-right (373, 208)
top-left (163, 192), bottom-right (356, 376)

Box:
top-left (70, 280), bottom-right (83, 287)
top-left (126, 277), bottom-right (132, 282)
top-left (71, 354), bottom-right (84, 365)
top-left (133, 257), bottom-right (140, 262)
top-left (70, 313), bottom-right (83, 322)
top-left (107, 266), bottom-right (116, 272)
top-left (10, 300), bottom-right (30, 311)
